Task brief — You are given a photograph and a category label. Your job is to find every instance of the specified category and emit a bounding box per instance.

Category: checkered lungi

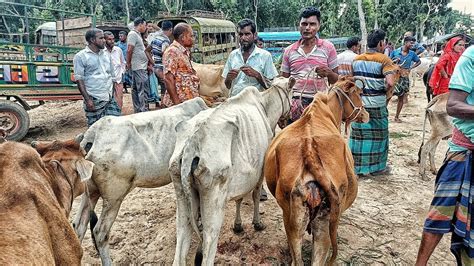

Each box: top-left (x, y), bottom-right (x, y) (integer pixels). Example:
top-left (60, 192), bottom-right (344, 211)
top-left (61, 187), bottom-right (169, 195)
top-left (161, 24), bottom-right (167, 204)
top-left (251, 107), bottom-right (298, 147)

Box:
top-left (349, 106), bottom-right (389, 175)
top-left (394, 76), bottom-right (410, 97)
top-left (84, 96), bottom-right (121, 127)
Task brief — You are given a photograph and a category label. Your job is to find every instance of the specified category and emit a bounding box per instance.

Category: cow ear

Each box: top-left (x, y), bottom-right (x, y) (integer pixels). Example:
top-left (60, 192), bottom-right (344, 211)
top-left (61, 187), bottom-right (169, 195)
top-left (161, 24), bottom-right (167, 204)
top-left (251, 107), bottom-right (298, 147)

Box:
top-left (75, 159), bottom-right (94, 181)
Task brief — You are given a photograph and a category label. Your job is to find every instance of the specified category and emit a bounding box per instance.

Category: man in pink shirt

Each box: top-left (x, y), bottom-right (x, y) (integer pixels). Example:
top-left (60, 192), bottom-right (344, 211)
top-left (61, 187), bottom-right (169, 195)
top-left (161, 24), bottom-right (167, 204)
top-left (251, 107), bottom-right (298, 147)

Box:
top-left (281, 6), bottom-right (339, 123)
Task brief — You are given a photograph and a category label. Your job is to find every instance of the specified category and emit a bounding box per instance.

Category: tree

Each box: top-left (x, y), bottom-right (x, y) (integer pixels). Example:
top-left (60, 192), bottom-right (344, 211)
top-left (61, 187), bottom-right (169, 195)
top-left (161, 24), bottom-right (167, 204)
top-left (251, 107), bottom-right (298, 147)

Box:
top-left (357, 0), bottom-right (368, 51)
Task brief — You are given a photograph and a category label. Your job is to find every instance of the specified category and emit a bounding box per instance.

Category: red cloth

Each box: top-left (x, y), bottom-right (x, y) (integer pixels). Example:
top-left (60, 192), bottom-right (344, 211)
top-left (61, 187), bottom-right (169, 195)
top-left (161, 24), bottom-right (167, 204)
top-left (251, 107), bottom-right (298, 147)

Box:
top-left (429, 37), bottom-right (464, 96)
top-left (452, 127), bottom-right (474, 150)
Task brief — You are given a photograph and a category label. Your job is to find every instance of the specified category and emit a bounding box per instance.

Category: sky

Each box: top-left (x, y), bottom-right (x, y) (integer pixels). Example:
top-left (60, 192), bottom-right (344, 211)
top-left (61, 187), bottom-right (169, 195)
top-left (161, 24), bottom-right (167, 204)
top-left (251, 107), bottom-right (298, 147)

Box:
top-left (449, 0), bottom-right (474, 15)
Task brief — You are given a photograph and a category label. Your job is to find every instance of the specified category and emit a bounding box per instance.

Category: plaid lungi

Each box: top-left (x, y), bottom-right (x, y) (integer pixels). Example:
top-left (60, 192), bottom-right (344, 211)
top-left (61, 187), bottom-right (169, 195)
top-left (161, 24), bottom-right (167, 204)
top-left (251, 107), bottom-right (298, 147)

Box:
top-left (424, 151), bottom-right (474, 265)
top-left (84, 96), bottom-right (121, 127)
top-left (349, 106), bottom-right (389, 175)
top-left (394, 76), bottom-right (410, 97)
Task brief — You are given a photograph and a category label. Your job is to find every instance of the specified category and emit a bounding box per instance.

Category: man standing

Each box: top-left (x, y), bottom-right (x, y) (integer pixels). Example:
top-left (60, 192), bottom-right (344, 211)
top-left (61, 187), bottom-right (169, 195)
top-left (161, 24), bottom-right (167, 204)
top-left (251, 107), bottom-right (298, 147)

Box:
top-left (117, 30), bottom-right (131, 93)
top-left (280, 6), bottom-right (339, 123)
top-left (104, 31), bottom-right (125, 109)
top-left (151, 20), bottom-right (173, 98)
top-left (390, 36), bottom-right (421, 122)
top-left (349, 29), bottom-right (397, 177)
top-left (73, 29), bottom-right (121, 127)
top-left (222, 18), bottom-right (278, 97)
top-left (337, 36), bottom-right (361, 76)
top-left (222, 18), bottom-right (277, 201)
top-left (162, 23), bottom-right (200, 108)
top-left (416, 45), bottom-right (474, 266)
top-left (127, 17), bottom-right (150, 113)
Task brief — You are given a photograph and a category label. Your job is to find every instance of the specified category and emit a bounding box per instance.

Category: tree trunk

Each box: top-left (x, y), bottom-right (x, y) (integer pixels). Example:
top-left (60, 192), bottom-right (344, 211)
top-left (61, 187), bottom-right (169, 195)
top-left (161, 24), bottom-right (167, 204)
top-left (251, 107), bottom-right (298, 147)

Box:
top-left (124, 0), bottom-right (130, 22)
top-left (253, 0), bottom-right (258, 28)
top-left (374, 0), bottom-right (379, 29)
top-left (2, 16), bottom-right (12, 42)
top-left (357, 0), bottom-right (368, 52)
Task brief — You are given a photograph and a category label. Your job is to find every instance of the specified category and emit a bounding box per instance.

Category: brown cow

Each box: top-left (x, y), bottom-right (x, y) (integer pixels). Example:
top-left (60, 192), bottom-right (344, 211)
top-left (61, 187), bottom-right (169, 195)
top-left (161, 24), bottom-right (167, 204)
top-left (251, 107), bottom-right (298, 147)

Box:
top-left (264, 77), bottom-right (369, 265)
top-left (0, 139), bottom-right (94, 265)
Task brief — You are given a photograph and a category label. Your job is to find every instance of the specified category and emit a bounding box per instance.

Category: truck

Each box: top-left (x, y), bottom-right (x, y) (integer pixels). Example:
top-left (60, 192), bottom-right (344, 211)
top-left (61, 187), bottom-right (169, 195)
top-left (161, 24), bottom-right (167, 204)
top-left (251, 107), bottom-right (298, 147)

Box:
top-left (0, 2), bottom-right (127, 141)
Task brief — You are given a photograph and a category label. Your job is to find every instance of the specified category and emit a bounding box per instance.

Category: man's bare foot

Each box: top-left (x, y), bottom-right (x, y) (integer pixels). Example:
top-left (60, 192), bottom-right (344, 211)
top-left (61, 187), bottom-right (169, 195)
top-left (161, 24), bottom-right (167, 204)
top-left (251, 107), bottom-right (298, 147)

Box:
top-left (394, 117), bottom-right (402, 123)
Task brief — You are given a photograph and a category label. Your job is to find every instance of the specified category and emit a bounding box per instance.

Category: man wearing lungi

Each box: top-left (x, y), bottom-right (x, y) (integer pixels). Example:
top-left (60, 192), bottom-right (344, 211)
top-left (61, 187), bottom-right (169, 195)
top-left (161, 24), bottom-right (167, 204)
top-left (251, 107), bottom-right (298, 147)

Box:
top-left (74, 28), bottom-right (121, 127)
top-left (349, 29), bottom-right (397, 176)
top-left (416, 45), bottom-right (474, 265)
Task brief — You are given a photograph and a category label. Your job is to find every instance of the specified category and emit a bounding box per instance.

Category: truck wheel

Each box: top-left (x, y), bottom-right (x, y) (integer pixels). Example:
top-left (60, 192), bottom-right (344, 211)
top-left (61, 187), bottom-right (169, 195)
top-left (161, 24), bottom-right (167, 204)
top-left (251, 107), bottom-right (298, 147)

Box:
top-left (0, 100), bottom-right (30, 141)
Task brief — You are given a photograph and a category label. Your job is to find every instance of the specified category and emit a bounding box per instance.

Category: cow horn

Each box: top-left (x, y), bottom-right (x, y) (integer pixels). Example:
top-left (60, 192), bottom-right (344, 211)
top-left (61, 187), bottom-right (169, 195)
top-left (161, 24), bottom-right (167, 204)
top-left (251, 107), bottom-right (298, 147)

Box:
top-left (75, 133), bottom-right (84, 144)
top-left (31, 141), bottom-right (38, 148)
top-left (0, 129), bottom-right (6, 143)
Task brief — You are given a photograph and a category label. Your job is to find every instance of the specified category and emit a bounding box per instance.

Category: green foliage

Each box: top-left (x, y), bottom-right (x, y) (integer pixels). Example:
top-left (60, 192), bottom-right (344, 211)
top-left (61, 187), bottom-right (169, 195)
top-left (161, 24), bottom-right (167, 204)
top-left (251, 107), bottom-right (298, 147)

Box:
top-left (1, 0), bottom-right (472, 44)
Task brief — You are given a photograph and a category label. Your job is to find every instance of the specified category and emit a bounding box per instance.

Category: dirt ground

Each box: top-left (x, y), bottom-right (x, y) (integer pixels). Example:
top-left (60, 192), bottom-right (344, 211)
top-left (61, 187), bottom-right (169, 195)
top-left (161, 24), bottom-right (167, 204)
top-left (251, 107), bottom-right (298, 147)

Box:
top-left (24, 80), bottom-right (454, 264)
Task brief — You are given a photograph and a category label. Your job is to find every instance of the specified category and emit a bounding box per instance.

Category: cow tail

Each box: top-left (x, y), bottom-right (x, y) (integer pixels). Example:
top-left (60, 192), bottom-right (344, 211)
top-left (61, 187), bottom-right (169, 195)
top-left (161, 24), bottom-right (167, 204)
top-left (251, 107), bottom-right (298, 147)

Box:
top-left (180, 141), bottom-right (202, 243)
top-left (303, 138), bottom-right (340, 264)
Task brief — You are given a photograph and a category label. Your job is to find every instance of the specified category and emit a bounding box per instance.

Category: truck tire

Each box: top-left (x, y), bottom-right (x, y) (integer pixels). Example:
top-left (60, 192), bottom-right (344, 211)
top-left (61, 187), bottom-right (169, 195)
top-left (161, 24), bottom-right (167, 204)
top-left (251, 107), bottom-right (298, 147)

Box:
top-left (0, 99), bottom-right (30, 141)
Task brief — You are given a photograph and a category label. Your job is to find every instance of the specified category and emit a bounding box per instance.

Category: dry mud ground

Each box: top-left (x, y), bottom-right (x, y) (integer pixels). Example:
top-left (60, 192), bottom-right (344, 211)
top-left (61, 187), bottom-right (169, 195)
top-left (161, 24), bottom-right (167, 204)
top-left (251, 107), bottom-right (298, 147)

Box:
top-left (25, 81), bottom-right (454, 264)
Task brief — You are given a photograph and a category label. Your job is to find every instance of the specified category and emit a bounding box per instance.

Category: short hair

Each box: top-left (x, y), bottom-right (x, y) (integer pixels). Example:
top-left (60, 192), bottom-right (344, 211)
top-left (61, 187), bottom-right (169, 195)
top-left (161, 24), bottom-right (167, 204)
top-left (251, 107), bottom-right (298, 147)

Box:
top-left (346, 37), bottom-right (361, 49)
top-left (367, 29), bottom-right (386, 49)
top-left (404, 36), bottom-right (415, 43)
top-left (300, 6), bottom-right (321, 23)
top-left (104, 31), bottom-right (114, 38)
top-left (256, 37), bottom-right (263, 42)
top-left (85, 28), bottom-right (103, 44)
top-left (173, 23), bottom-right (190, 40)
top-left (119, 31), bottom-right (127, 36)
top-left (161, 20), bottom-right (173, 31)
top-left (237, 19), bottom-right (256, 34)
top-left (134, 17), bottom-right (146, 27)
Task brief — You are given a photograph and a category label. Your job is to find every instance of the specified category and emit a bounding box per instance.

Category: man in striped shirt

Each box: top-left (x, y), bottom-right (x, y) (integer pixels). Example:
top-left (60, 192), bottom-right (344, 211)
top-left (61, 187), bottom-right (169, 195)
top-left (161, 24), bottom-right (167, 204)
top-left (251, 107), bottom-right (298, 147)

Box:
top-left (281, 6), bottom-right (339, 123)
top-left (348, 29), bottom-right (398, 177)
top-left (337, 36), bottom-right (361, 76)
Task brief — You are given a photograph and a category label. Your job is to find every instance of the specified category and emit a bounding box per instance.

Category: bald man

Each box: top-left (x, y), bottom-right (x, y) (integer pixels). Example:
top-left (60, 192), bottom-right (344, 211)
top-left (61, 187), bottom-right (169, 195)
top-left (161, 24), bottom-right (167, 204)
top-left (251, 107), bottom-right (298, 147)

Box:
top-left (161, 23), bottom-right (200, 108)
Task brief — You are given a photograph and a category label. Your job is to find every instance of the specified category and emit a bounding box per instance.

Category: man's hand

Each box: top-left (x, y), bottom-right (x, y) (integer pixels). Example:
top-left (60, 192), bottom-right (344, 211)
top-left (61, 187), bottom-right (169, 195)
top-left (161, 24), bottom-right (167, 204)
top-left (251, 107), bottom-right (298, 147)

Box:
top-left (240, 66), bottom-right (261, 79)
top-left (126, 62), bottom-right (131, 71)
top-left (315, 66), bottom-right (333, 78)
top-left (226, 69), bottom-right (240, 81)
top-left (85, 98), bottom-right (95, 112)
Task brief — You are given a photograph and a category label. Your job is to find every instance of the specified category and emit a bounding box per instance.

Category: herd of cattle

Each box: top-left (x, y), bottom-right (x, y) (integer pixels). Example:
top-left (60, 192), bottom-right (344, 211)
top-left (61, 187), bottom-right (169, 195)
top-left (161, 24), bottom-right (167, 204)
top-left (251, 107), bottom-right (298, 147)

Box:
top-left (0, 57), bottom-right (450, 265)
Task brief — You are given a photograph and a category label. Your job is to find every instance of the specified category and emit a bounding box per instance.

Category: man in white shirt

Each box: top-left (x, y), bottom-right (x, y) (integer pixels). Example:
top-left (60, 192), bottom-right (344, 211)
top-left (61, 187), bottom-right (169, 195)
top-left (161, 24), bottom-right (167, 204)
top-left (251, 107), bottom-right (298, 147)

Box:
top-left (337, 36), bottom-right (361, 76)
top-left (104, 31), bottom-right (126, 108)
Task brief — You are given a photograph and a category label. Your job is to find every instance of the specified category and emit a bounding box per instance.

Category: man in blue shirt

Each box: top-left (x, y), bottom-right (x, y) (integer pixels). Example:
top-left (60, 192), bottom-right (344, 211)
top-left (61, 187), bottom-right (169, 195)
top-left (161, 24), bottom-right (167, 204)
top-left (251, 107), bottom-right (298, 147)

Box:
top-left (222, 19), bottom-right (278, 97)
top-left (390, 36), bottom-right (421, 122)
top-left (117, 31), bottom-right (131, 93)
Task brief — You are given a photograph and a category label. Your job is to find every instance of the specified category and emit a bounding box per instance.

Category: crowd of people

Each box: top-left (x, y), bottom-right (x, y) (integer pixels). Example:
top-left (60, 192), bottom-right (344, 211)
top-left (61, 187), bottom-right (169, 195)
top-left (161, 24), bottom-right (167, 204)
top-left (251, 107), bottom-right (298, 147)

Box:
top-left (72, 6), bottom-right (474, 264)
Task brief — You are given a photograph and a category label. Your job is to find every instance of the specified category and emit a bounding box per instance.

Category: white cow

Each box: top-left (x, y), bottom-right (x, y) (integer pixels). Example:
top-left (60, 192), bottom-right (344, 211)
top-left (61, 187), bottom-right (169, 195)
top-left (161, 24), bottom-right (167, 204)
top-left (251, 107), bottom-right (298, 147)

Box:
top-left (410, 56), bottom-right (439, 87)
top-left (73, 97), bottom-right (209, 266)
top-left (169, 77), bottom-right (295, 266)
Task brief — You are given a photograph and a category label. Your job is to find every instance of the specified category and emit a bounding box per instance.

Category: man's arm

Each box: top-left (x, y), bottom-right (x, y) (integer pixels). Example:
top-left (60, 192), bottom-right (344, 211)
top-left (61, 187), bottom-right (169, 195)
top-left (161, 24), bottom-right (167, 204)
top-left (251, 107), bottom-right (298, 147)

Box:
top-left (164, 72), bottom-right (180, 105)
top-left (126, 45), bottom-right (134, 70)
top-left (447, 90), bottom-right (474, 119)
top-left (240, 66), bottom-right (267, 88)
top-left (315, 66), bottom-right (339, 84)
top-left (385, 73), bottom-right (396, 101)
top-left (77, 80), bottom-right (95, 111)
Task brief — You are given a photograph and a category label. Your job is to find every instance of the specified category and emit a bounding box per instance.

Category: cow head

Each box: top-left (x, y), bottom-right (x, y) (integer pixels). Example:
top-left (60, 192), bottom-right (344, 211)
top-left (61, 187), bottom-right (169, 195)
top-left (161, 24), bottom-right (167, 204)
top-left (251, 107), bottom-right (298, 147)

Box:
top-left (332, 76), bottom-right (370, 123)
top-left (270, 76), bottom-right (296, 126)
top-left (31, 139), bottom-right (94, 200)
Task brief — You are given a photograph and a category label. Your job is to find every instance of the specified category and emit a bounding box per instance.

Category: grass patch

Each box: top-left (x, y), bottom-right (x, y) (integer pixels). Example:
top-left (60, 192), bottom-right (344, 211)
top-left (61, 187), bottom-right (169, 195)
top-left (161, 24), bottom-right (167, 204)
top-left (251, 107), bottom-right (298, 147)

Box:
top-left (389, 131), bottom-right (414, 139)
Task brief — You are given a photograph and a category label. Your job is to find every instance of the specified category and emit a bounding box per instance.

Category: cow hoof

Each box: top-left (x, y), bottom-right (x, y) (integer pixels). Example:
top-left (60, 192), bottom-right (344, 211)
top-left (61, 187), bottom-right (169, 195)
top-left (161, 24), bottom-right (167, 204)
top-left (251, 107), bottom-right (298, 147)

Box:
top-left (233, 223), bottom-right (244, 234)
top-left (253, 222), bottom-right (266, 231)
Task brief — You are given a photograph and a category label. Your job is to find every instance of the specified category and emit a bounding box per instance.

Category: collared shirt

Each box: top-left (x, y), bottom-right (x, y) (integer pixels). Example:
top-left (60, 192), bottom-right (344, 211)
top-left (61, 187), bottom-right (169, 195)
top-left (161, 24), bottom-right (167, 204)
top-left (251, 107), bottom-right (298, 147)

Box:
top-left (104, 46), bottom-right (125, 83)
top-left (73, 46), bottom-right (114, 101)
top-left (281, 38), bottom-right (338, 97)
top-left (390, 48), bottom-right (420, 69)
top-left (337, 49), bottom-right (357, 76)
top-left (448, 46), bottom-right (474, 151)
top-left (222, 46), bottom-right (278, 97)
top-left (127, 30), bottom-right (148, 71)
top-left (352, 49), bottom-right (398, 108)
top-left (151, 31), bottom-right (171, 68)
top-left (116, 40), bottom-right (127, 59)
top-left (162, 41), bottom-right (200, 108)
